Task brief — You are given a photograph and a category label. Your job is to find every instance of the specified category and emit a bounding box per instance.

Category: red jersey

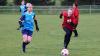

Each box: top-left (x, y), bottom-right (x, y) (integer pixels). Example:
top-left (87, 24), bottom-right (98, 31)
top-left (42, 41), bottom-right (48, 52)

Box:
top-left (73, 7), bottom-right (79, 24)
top-left (60, 11), bottom-right (74, 31)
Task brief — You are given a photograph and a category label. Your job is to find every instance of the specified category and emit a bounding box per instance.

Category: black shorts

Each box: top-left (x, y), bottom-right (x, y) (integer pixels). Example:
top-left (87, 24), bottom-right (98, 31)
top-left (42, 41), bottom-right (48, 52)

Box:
top-left (22, 29), bottom-right (33, 37)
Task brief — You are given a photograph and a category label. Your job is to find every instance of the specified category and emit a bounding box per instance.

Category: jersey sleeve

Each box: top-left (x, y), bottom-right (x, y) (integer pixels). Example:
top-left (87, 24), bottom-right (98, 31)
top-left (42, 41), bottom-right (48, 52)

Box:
top-left (33, 12), bottom-right (36, 19)
top-left (20, 15), bottom-right (25, 21)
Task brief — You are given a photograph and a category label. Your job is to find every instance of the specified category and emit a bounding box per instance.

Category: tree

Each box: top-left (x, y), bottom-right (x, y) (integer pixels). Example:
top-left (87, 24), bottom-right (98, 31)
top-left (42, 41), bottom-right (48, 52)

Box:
top-left (0, 0), bottom-right (7, 6)
top-left (14, 0), bottom-right (55, 6)
top-left (61, 0), bottom-right (74, 6)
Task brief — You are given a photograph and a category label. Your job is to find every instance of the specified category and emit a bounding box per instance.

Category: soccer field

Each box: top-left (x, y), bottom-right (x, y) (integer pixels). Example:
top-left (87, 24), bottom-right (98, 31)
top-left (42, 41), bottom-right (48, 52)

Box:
top-left (0, 14), bottom-right (100, 56)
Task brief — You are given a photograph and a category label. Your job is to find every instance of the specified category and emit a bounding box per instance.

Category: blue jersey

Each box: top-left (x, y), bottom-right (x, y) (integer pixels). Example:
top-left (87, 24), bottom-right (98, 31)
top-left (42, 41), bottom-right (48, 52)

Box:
top-left (22, 11), bottom-right (35, 31)
top-left (20, 5), bottom-right (27, 16)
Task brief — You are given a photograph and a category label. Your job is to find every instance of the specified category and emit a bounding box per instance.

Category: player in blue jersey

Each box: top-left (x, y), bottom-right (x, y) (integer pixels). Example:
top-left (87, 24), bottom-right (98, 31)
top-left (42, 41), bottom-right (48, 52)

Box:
top-left (19, 3), bottom-right (39, 53)
top-left (17, 0), bottom-right (27, 30)
top-left (20, 0), bottom-right (27, 15)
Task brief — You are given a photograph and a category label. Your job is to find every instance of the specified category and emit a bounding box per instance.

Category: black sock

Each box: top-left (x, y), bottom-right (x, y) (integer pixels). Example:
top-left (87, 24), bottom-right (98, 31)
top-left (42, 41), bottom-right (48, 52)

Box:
top-left (64, 34), bottom-right (70, 49)
top-left (73, 30), bottom-right (78, 37)
top-left (22, 42), bottom-right (27, 53)
top-left (64, 30), bottom-right (72, 49)
top-left (26, 42), bottom-right (30, 45)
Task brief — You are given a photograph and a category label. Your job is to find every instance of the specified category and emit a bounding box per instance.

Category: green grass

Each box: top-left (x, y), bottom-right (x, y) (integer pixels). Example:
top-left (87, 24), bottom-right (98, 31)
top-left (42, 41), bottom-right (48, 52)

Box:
top-left (0, 14), bottom-right (100, 56)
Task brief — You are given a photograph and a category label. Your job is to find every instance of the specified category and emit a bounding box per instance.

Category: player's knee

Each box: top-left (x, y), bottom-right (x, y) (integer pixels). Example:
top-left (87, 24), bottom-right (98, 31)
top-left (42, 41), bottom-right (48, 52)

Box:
top-left (23, 38), bottom-right (27, 42)
top-left (23, 35), bottom-right (28, 42)
top-left (27, 36), bottom-right (32, 42)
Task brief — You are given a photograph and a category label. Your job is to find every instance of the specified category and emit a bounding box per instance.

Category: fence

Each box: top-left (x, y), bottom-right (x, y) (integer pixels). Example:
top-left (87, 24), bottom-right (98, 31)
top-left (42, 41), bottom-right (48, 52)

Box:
top-left (0, 5), bottom-right (100, 15)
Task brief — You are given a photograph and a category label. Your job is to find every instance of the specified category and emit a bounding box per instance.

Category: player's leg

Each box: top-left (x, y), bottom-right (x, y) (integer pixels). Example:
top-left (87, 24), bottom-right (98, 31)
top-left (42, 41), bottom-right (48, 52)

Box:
top-left (73, 24), bottom-right (78, 37)
top-left (27, 36), bottom-right (32, 44)
top-left (73, 29), bottom-right (78, 37)
top-left (22, 35), bottom-right (28, 53)
top-left (63, 27), bottom-right (72, 49)
top-left (22, 30), bottom-right (28, 53)
top-left (27, 30), bottom-right (33, 44)
top-left (23, 34), bottom-right (28, 42)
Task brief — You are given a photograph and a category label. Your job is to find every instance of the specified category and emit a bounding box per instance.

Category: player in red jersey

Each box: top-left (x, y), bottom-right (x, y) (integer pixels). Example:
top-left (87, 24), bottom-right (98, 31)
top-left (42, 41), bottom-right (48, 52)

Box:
top-left (72, 3), bottom-right (79, 37)
top-left (60, 9), bottom-right (75, 49)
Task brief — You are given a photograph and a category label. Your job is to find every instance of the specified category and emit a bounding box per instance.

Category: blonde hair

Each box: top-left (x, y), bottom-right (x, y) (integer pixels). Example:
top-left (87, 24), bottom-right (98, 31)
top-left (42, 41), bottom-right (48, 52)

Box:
top-left (26, 3), bottom-right (33, 8)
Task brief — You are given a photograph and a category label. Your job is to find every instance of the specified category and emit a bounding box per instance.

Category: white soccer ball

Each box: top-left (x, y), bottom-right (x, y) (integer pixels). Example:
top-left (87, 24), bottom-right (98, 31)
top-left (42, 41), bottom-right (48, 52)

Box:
top-left (61, 49), bottom-right (69, 56)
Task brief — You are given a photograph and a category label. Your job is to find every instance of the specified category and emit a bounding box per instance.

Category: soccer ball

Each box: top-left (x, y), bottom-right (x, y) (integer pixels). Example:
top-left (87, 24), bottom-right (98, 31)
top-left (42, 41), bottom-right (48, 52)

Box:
top-left (61, 49), bottom-right (69, 56)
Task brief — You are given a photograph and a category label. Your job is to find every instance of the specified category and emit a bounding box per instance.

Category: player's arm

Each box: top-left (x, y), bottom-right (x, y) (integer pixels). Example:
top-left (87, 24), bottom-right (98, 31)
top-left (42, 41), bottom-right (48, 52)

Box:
top-left (67, 17), bottom-right (74, 26)
top-left (24, 6), bottom-right (27, 12)
top-left (59, 12), bottom-right (64, 27)
top-left (19, 15), bottom-right (25, 27)
top-left (17, 15), bottom-right (25, 30)
top-left (34, 15), bottom-right (39, 32)
top-left (67, 17), bottom-right (75, 27)
top-left (19, 6), bottom-right (21, 12)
